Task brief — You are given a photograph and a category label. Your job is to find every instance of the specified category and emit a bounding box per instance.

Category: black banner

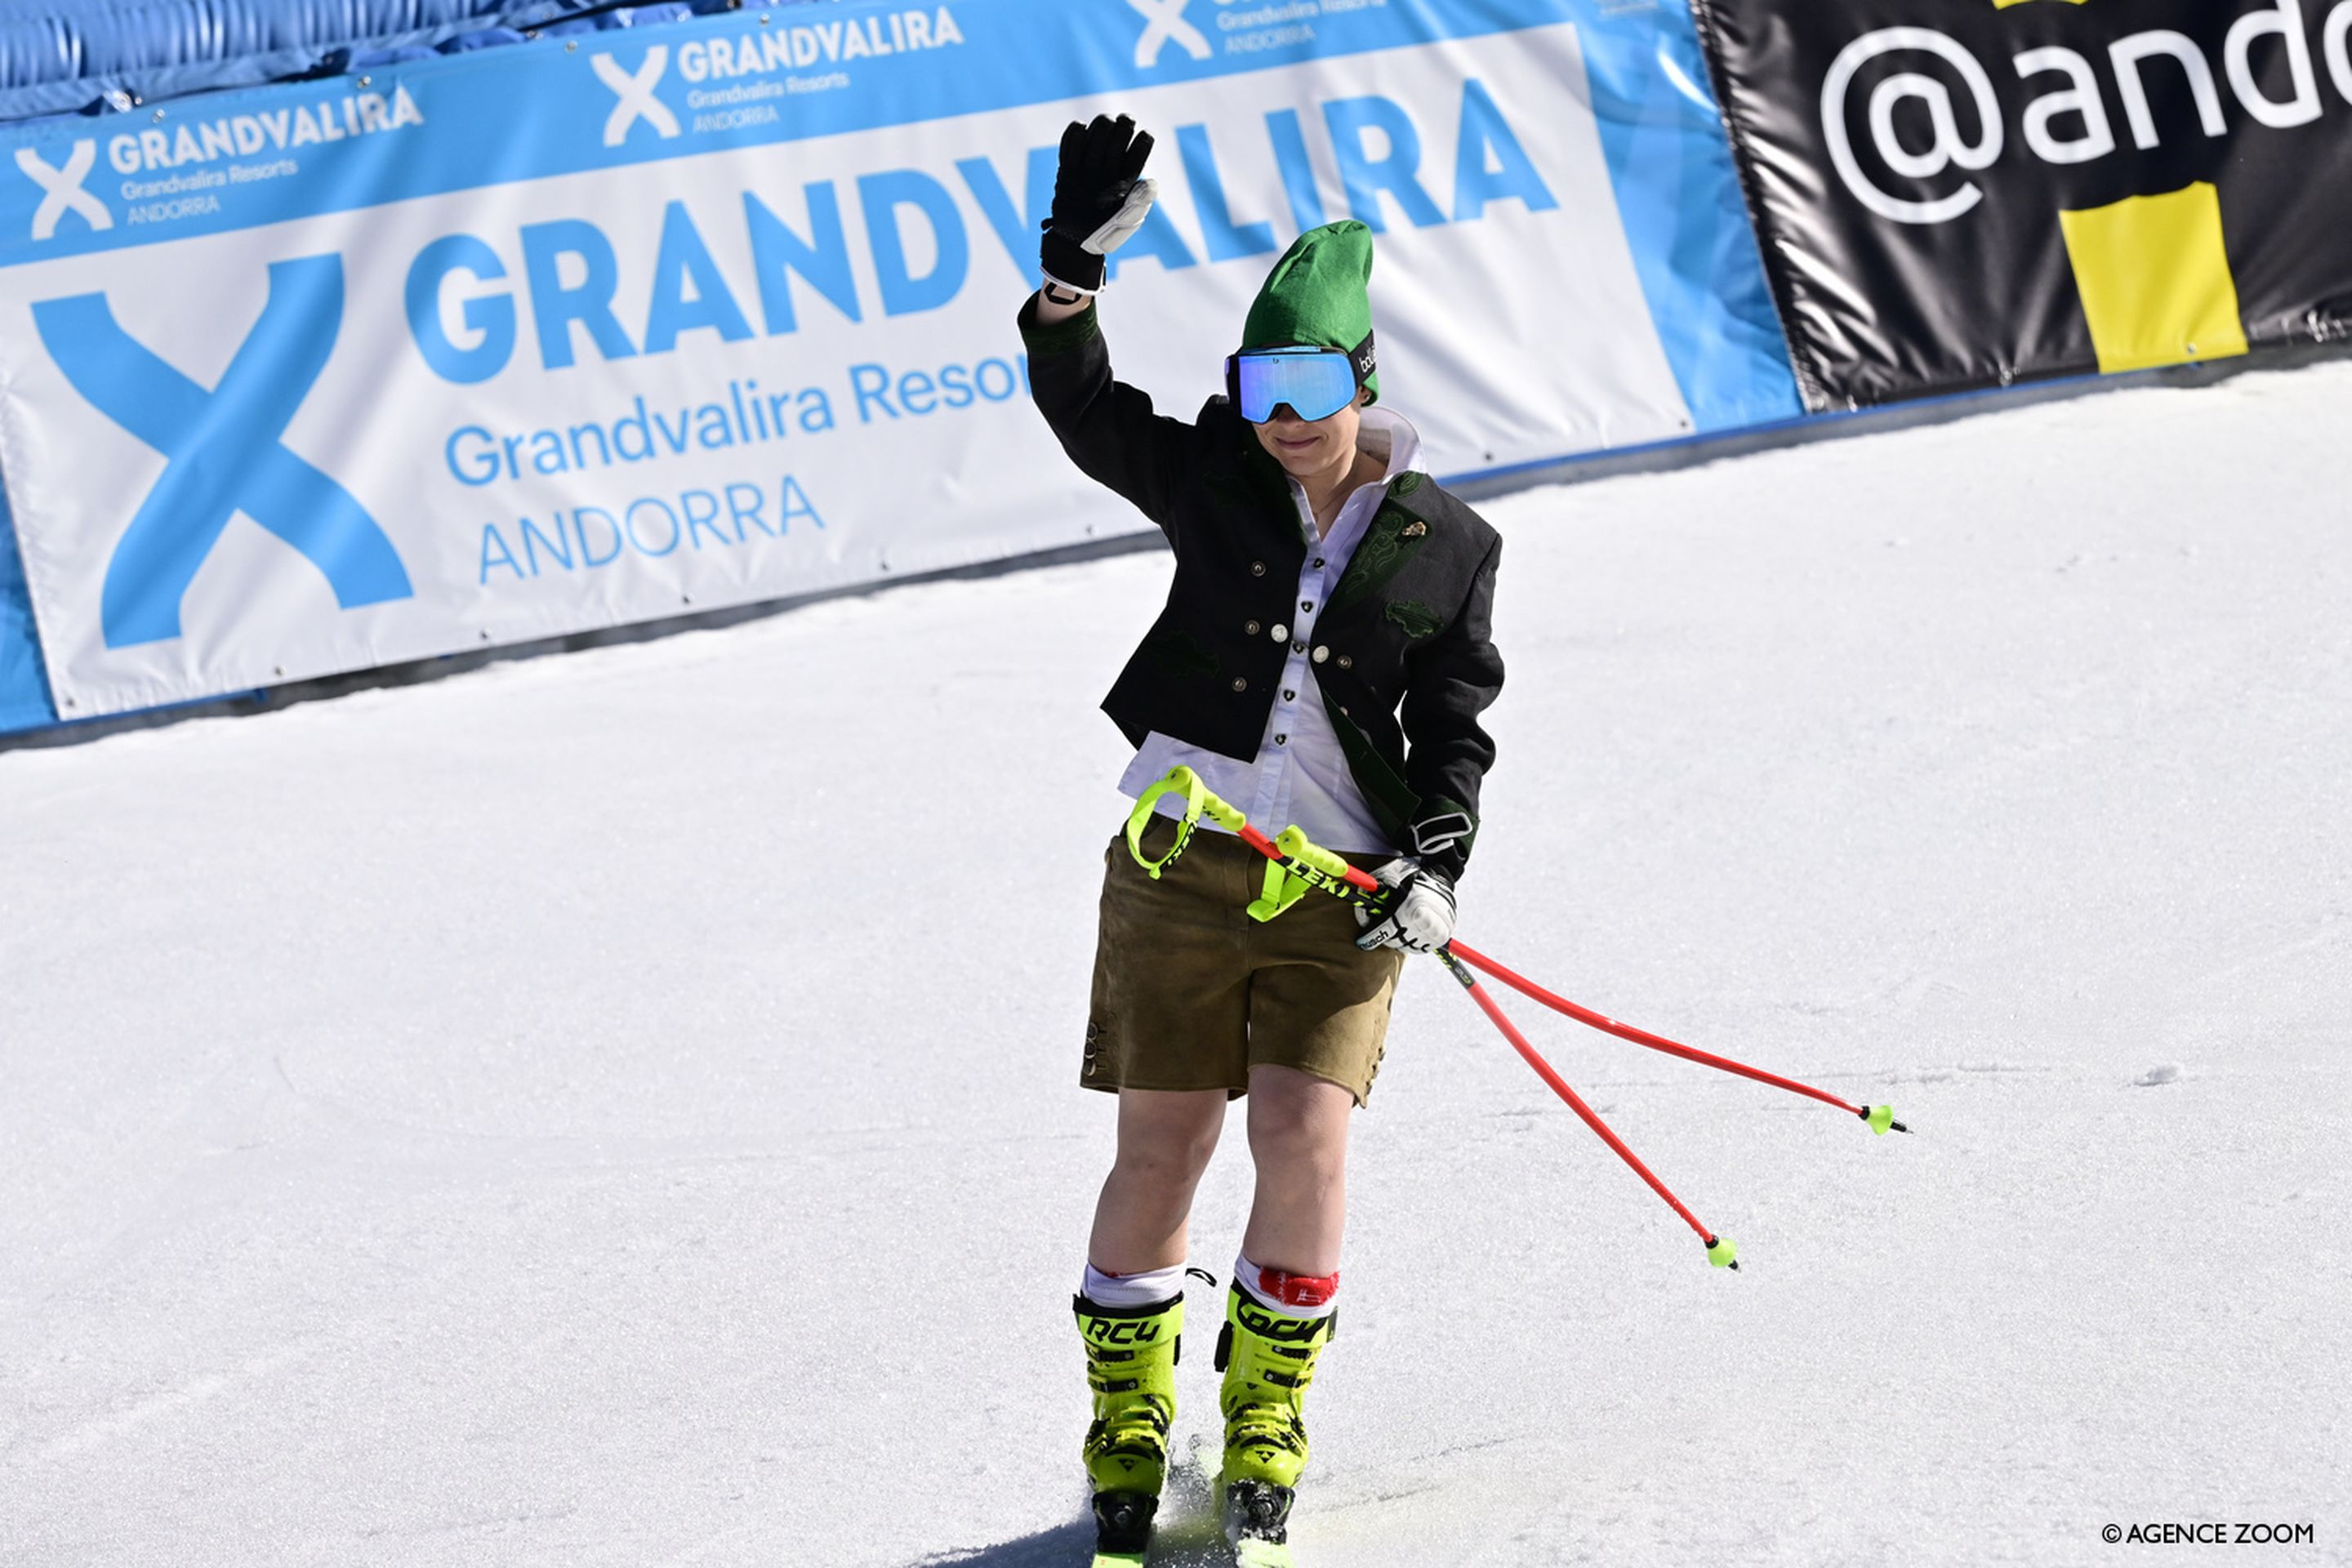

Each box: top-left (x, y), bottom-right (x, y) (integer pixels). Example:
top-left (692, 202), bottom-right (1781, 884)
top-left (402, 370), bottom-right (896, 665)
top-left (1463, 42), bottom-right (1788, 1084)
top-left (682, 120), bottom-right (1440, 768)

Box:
top-left (1695, 0), bottom-right (2352, 408)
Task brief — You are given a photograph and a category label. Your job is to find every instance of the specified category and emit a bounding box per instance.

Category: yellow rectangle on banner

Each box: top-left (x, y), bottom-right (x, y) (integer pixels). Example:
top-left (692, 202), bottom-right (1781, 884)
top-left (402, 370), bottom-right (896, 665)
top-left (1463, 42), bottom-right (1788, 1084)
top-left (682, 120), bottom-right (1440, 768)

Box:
top-left (2059, 183), bottom-right (2249, 374)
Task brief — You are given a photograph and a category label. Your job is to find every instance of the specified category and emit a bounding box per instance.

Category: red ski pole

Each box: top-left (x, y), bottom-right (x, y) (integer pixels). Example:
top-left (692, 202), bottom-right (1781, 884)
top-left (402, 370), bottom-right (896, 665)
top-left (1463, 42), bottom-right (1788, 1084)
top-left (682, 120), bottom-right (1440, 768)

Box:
top-left (1138, 800), bottom-right (1740, 1269)
top-left (1120, 768), bottom-right (1908, 1271)
top-left (1432, 947), bottom-right (1737, 1268)
top-left (1447, 945), bottom-right (1907, 1135)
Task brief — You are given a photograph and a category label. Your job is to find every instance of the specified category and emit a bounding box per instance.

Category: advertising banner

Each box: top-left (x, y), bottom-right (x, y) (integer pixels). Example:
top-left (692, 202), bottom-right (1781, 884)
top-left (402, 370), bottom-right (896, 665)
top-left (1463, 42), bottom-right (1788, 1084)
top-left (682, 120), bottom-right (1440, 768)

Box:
top-left (0, 0), bottom-right (1795, 724)
top-left (0, 491), bottom-right (50, 730)
top-left (1697, 0), bottom-right (2352, 408)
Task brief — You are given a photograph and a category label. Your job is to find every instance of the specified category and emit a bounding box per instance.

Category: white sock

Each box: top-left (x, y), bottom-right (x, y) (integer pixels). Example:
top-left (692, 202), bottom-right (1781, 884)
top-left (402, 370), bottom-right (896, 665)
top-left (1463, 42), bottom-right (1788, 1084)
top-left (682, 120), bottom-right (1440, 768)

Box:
top-left (1082, 1261), bottom-right (1187, 1309)
top-left (1233, 1251), bottom-right (1340, 1320)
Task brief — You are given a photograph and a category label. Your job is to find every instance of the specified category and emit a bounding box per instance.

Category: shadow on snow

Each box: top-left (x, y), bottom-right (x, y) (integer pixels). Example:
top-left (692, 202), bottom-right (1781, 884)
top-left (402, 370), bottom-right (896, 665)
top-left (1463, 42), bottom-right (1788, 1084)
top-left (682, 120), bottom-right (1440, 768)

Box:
top-left (920, 1453), bottom-right (1232, 1566)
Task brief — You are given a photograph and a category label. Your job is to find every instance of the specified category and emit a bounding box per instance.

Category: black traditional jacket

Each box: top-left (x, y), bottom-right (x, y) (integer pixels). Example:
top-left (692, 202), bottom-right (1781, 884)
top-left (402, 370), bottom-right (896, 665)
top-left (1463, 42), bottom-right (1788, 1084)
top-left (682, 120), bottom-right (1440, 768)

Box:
top-left (1020, 297), bottom-right (1504, 881)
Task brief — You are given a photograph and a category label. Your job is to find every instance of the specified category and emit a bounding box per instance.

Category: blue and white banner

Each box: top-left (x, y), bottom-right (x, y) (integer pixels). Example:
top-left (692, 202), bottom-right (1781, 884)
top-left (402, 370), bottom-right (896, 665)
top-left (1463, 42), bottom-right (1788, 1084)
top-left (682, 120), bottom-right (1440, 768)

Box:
top-left (0, 0), bottom-right (1795, 722)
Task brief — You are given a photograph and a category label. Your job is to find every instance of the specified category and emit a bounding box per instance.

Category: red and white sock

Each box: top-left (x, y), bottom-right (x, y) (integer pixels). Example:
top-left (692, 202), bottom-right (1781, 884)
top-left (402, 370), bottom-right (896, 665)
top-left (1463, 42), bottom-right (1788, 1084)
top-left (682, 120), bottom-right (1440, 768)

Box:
top-left (1234, 1252), bottom-right (1339, 1319)
top-left (1082, 1261), bottom-right (1187, 1310)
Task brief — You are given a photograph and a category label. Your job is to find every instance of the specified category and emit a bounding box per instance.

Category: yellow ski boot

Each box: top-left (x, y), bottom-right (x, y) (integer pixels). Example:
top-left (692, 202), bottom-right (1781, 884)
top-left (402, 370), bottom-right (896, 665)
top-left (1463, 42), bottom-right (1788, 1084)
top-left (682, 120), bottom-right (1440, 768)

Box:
top-left (1216, 1285), bottom-right (1335, 1565)
top-left (1075, 1291), bottom-right (1183, 1566)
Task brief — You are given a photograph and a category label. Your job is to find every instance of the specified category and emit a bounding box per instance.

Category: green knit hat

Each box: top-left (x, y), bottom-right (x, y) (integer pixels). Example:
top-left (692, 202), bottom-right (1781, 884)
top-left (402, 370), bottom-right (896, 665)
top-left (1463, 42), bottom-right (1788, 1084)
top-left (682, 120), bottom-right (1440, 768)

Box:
top-left (1241, 220), bottom-right (1379, 404)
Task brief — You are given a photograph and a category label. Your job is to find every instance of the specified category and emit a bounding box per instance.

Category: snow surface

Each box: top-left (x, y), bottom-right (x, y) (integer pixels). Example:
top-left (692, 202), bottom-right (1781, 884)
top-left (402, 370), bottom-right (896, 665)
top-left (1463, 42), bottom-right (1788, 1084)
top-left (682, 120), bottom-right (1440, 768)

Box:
top-left (5, 362), bottom-right (2350, 1567)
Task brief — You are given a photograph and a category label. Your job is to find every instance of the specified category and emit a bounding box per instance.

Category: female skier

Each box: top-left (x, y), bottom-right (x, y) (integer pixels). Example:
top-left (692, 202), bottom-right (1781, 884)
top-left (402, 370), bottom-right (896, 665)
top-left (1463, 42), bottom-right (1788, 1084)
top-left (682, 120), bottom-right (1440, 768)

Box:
top-left (1018, 115), bottom-right (1505, 1566)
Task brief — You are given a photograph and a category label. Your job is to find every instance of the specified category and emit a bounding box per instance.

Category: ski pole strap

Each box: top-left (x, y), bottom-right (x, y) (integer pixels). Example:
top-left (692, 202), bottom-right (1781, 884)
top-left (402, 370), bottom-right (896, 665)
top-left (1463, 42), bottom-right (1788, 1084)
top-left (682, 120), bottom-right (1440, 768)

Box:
top-left (1125, 765), bottom-right (1248, 880)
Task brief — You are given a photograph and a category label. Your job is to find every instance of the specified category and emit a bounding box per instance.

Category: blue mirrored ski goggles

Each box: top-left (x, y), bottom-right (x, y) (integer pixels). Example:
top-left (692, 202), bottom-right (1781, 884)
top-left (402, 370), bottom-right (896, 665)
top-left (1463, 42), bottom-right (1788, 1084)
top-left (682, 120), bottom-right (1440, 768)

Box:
top-left (1225, 334), bottom-right (1376, 424)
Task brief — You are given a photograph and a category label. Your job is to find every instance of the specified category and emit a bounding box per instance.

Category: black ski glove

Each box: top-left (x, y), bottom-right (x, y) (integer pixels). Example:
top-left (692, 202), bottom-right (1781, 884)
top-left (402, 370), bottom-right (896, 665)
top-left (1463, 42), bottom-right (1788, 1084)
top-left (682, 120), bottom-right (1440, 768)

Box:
top-left (1040, 114), bottom-right (1158, 295)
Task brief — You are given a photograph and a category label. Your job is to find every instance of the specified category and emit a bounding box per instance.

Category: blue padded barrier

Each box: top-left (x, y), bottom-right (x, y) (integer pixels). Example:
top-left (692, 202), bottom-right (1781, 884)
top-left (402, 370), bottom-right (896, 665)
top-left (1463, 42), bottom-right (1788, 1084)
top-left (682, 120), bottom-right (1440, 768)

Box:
top-left (0, 0), bottom-right (766, 125)
top-left (0, 479), bottom-right (57, 731)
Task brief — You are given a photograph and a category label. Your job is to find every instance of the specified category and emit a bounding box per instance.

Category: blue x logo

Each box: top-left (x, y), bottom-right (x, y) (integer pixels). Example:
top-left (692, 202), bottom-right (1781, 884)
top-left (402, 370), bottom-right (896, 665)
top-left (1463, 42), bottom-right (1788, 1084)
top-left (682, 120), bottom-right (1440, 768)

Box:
top-left (32, 253), bottom-right (412, 650)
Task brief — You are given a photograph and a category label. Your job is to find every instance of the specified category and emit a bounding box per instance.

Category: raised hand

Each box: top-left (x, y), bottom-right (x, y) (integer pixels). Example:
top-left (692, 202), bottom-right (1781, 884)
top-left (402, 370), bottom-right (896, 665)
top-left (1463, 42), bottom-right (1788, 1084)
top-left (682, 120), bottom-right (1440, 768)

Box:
top-left (1041, 114), bottom-right (1158, 296)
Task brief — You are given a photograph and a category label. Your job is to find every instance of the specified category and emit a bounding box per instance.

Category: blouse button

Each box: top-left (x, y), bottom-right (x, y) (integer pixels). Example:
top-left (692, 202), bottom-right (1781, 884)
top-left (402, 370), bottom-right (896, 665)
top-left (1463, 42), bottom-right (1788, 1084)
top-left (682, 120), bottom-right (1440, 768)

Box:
top-left (1275, 734), bottom-right (1288, 746)
top-left (1291, 640), bottom-right (1306, 653)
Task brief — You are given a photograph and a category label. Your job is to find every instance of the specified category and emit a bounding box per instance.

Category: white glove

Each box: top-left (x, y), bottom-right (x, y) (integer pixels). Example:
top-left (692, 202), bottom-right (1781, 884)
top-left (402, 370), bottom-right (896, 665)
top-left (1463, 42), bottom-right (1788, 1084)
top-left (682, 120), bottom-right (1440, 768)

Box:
top-left (1353, 858), bottom-right (1457, 954)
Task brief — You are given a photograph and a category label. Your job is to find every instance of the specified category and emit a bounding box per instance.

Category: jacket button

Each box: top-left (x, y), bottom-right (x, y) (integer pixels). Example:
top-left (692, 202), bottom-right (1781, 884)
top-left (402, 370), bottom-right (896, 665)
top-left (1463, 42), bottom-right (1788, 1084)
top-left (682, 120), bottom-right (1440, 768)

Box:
top-left (1340, 706), bottom-right (1351, 718)
top-left (1231, 678), bottom-right (1247, 692)
top-left (1251, 561), bottom-right (1267, 577)
top-left (1271, 624), bottom-right (1289, 642)
top-left (1245, 620), bottom-right (1261, 636)
top-left (1312, 645), bottom-right (1329, 663)
top-left (1337, 654), bottom-right (1352, 669)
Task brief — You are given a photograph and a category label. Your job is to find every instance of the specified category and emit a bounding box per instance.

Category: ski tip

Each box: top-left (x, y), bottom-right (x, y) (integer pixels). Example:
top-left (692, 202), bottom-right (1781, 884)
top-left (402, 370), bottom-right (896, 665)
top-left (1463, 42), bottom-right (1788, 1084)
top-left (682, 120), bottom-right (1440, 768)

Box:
top-left (1089, 1554), bottom-right (1148, 1568)
top-left (1863, 1103), bottom-right (1903, 1136)
top-left (1704, 1234), bottom-right (1739, 1271)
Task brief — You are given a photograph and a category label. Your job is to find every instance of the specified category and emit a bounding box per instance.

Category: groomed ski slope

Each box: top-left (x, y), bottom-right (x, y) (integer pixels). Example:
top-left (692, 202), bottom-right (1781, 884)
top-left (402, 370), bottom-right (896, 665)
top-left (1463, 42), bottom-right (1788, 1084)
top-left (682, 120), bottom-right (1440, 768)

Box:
top-left (5, 360), bottom-right (2350, 1568)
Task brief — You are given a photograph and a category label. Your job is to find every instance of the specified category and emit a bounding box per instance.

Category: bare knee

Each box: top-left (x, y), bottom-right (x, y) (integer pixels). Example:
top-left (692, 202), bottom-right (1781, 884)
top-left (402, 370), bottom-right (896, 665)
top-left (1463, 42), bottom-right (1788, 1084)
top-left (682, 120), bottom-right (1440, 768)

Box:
top-left (1250, 1130), bottom-right (1344, 1191)
top-left (1246, 1089), bottom-right (1348, 1185)
top-left (1251, 1123), bottom-right (1345, 1194)
top-left (1112, 1095), bottom-right (1223, 1189)
top-left (1114, 1125), bottom-right (1218, 1188)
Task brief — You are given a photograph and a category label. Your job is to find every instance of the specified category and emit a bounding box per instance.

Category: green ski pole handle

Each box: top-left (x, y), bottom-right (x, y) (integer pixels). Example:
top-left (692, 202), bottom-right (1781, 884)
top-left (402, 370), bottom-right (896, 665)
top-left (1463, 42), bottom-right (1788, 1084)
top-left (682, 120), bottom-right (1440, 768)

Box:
top-left (1126, 768), bottom-right (1392, 920)
top-left (1274, 826), bottom-right (1380, 896)
top-left (1125, 766), bottom-right (1249, 879)
top-left (1123, 767), bottom-right (1201, 879)
top-left (1247, 824), bottom-right (1390, 922)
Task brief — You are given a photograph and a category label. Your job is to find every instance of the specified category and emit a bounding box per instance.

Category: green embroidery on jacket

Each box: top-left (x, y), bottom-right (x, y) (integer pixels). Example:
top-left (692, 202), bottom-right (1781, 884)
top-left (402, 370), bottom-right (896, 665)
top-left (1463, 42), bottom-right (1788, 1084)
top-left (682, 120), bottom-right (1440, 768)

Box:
top-left (1330, 502), bottom-right (1428, 615)
top-left (1385, 599), bottom-right (1446, 639)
